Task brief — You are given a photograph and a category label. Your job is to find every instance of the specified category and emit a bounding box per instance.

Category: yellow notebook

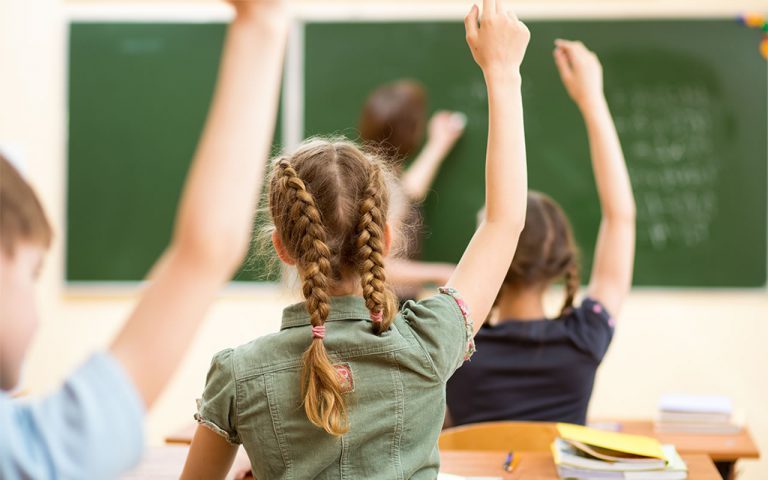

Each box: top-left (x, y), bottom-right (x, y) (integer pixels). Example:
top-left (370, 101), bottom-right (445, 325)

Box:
top-left (557, 423), bottom-right (667, 461)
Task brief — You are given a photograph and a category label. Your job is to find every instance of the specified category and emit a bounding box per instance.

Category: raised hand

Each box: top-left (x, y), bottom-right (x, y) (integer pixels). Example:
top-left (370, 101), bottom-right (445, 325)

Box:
top-left (427, 111), bottom-right (467, 150)
top-left (552, 40), bottom-right (636, 317)
top-left (464, 0), bottom-right (530, 79)
top-left (447, 0), bottom-right (529, 332)
top-left (554, 39), bottom-right (604, 108)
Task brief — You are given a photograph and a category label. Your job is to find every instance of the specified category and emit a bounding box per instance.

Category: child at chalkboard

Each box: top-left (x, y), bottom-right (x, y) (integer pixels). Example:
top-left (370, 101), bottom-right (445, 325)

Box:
top-left (446, 39), bottom-right (636, 427)
top-left (181, 2), bottom-right (530, 477)
top-left (359, 80), bottom-right (466, 299)
top-left (0, 1), bottom-right (286, 477)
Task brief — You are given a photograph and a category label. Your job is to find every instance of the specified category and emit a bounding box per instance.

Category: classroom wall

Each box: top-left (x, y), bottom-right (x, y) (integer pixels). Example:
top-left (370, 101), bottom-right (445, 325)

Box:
top-left (2, 0), bottom-right (766, 479)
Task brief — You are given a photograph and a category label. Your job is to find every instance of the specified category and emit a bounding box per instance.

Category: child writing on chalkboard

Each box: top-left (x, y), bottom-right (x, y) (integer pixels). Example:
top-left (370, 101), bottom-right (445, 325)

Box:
top-left (359, 80), bottom-right (466, 298)
top-left (447, 39), bottom-right (636, 427)
top-left (0, 1), bottom-right (286, 478)
top-left (181, 1), bottom-right (530, 477)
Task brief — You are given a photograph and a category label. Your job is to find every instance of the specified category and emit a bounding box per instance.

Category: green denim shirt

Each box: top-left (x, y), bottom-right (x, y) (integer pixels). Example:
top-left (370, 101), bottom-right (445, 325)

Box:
top-left (196, 291), bottom-right (474, 480)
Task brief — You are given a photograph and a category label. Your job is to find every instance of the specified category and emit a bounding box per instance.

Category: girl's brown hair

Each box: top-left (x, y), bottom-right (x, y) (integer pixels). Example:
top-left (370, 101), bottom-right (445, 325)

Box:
top-left (358, 80), bottom-right (427, 164)
top-left (500, 191), bottom-right (580, 316)
top-left (268, 139), bottom-right (398, 435)
top-left (0, 154), bottom-right (53, 256)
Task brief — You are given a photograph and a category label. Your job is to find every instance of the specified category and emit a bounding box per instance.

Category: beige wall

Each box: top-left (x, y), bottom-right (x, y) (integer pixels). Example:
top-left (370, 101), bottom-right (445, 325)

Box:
top-left (2, 0), bottom-right (766, 478)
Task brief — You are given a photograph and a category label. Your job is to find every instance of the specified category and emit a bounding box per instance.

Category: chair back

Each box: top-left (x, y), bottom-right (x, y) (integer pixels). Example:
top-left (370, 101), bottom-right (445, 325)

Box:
top-left (439, 421), bottom-right (558, 452)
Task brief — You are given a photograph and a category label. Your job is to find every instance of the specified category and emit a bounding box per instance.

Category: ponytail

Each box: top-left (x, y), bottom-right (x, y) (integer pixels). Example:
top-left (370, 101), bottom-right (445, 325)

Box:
top-left (356, 163), bottom-right (398, 334)
top-left (560, 259), bottom-right (580, 317)
top-left (277, 160), bottom-right (349, 436)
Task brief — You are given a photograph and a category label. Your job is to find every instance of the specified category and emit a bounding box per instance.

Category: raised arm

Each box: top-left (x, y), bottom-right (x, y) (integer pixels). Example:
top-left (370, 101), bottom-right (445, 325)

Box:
top-left (446, 0), bottom-right (529, 332)
top-left (110, 0), bottom-right (288, 407)
top-left (386, 258), bottom-right (455, 288)
top-left (554, 40), bottom-right (636, 317)
top-left (400, 111), bottom-right (466, 202)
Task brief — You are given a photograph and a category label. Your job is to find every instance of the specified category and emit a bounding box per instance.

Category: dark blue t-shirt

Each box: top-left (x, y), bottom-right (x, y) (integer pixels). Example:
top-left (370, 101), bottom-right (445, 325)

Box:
top-left (446, 298), bottom-right (614, 426)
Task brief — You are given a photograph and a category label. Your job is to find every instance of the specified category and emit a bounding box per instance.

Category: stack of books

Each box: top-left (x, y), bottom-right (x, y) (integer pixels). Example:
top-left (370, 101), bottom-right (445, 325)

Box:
top-left (656, 394), bottom-right (741, 434)
top-left (552, 424), bottom-right (688, 480)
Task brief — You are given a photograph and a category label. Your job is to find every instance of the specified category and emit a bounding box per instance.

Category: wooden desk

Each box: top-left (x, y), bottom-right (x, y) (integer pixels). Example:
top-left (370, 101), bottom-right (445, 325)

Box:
top-left (166, 423), bottom-right (196, 445)
top-left (442, 451), bottom-right (721, 479)
top-left (122, 446), bottom-right (189, 480)
top-left (608, 420), bottom-right (760, 462)
top-left (169, 420), bottom-right (760, 463)
top-left (125, 446), bottom-right (722, 480)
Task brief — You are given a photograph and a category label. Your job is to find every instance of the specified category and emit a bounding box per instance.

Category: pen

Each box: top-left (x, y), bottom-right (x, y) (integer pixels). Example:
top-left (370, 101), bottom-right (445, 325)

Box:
top-left (503, 451), bottom-right (517, 472)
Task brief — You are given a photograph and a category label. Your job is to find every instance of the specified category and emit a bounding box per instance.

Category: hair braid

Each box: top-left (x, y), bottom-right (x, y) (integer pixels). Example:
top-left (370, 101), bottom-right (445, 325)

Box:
top-left (277, 160), bottom-right (348, 436)
top-left (560, 259), bottom-right (580, 317)
top-left (356, 162), bottom-right (397, 334)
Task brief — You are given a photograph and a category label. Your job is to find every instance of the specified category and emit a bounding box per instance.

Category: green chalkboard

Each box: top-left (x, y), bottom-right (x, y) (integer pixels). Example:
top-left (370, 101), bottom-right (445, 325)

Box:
top-left (304, 19), bottom-right (767, 287)
top-left (67, 23), bottom-right (280, 282)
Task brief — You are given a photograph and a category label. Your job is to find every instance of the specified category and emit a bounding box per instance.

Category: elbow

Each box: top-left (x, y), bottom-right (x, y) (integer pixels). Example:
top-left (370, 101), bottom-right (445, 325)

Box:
top-left (484, 209), bottom-right (526, 238)
top-left (604, 200), bottom-right (636, 224)
top-left (401, 183), bottom-right (426, 204)
top-left (508, 216), bottom-right (526, 239)
top-left (506, 205), bottom-right (527, 236)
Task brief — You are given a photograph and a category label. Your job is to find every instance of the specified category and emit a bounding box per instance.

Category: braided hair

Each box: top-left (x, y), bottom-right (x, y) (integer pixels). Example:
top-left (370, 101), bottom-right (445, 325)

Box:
top-left (496, 191), bottom-right (580, 317)
top-left (268, 139), bottom-right (397, 435)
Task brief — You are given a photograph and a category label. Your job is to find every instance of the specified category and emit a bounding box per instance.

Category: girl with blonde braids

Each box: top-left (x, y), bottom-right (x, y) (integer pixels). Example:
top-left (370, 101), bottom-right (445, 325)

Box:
top-left (184, 1), bottom-right (530, 478)
top-left (447, 39), bottom-right (636, 427)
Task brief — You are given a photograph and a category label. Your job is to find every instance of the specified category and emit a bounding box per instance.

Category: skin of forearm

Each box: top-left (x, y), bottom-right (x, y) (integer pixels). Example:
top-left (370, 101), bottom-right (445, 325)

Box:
top-left (580, 96), bottom-right (635, 221)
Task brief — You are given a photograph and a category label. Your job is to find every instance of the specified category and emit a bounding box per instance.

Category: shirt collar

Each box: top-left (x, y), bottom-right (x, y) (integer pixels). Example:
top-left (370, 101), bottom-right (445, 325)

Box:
top-left (281, 295), bottom-right (372, 330)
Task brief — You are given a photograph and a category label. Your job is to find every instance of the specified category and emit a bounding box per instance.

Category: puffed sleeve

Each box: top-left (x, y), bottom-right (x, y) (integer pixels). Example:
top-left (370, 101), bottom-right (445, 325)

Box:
top-left (194, 349), bottom-right (241, 445)
top-left (400, 287), bottom-right (475, 382)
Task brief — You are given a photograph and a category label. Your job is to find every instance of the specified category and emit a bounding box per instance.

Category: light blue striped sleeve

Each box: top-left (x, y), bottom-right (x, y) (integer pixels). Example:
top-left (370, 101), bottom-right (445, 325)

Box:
top-left (0, 352), bottom-right (145, 479)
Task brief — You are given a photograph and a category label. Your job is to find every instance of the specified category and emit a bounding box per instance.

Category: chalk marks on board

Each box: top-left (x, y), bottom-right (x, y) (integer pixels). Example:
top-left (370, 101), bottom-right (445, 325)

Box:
top-left (120, 37), bottom-right (165, 55)
top-left (610, 83), bottom-right (721, 251)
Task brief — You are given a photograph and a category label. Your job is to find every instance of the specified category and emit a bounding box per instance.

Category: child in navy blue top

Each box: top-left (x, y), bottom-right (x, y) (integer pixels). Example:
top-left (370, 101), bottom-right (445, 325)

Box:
top-left (447, 297), bottom-right (614, 425)
top-left (447, 40), bottom-right (636, 427)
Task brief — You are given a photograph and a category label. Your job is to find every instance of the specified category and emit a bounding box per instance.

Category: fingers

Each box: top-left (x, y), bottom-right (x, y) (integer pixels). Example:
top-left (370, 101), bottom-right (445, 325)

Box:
top-left (505, 3), bottom-right (519, 22)
top-left (464, 4), bottom-right (479, 40)
top-left (483, 0), bottom-right (496, 15)
top-left (451, 112), bottom-right (468, 130)
top-left (555, 39), bottom-right (596, 62)
top-left (555, 38), bottom-right (585, 51)
top-left (553, 46), bottom-right (573, 82)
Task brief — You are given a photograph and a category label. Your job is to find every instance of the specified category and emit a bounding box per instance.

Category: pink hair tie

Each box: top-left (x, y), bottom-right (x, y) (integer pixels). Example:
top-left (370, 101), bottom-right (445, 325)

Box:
top-left (370, 310), bottom-right (383, 324)
top-left (311, 325), bottom-right (326, 339)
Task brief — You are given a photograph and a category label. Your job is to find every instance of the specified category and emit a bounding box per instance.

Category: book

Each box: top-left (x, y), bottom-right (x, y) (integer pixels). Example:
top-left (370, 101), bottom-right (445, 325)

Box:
top-left (658, 394), bottom-right (732, 415)
top-left (554, 443), bottom-right (688, 480)
top-left (553, 439), bottom-right (667, 472)
top-left (654, 423), bottom-right (742, 435)
top-left (557, 423), bottom-right (667, 461)
top-left (657, 411), bottom-right (732, 424)
top-left (656, 394), bottom-right (741, 434)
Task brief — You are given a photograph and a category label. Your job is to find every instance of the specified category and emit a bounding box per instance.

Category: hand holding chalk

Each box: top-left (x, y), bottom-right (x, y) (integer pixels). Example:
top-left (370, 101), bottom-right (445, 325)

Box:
top-left (428, 111), bottom-right (467, 149)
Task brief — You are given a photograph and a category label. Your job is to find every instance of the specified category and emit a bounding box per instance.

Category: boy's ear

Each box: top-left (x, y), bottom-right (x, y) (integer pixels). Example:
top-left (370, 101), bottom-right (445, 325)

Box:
top-left (271, 230), bottom-right (296, 266)
top-left (383, 223), bottom-right (392, 257)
